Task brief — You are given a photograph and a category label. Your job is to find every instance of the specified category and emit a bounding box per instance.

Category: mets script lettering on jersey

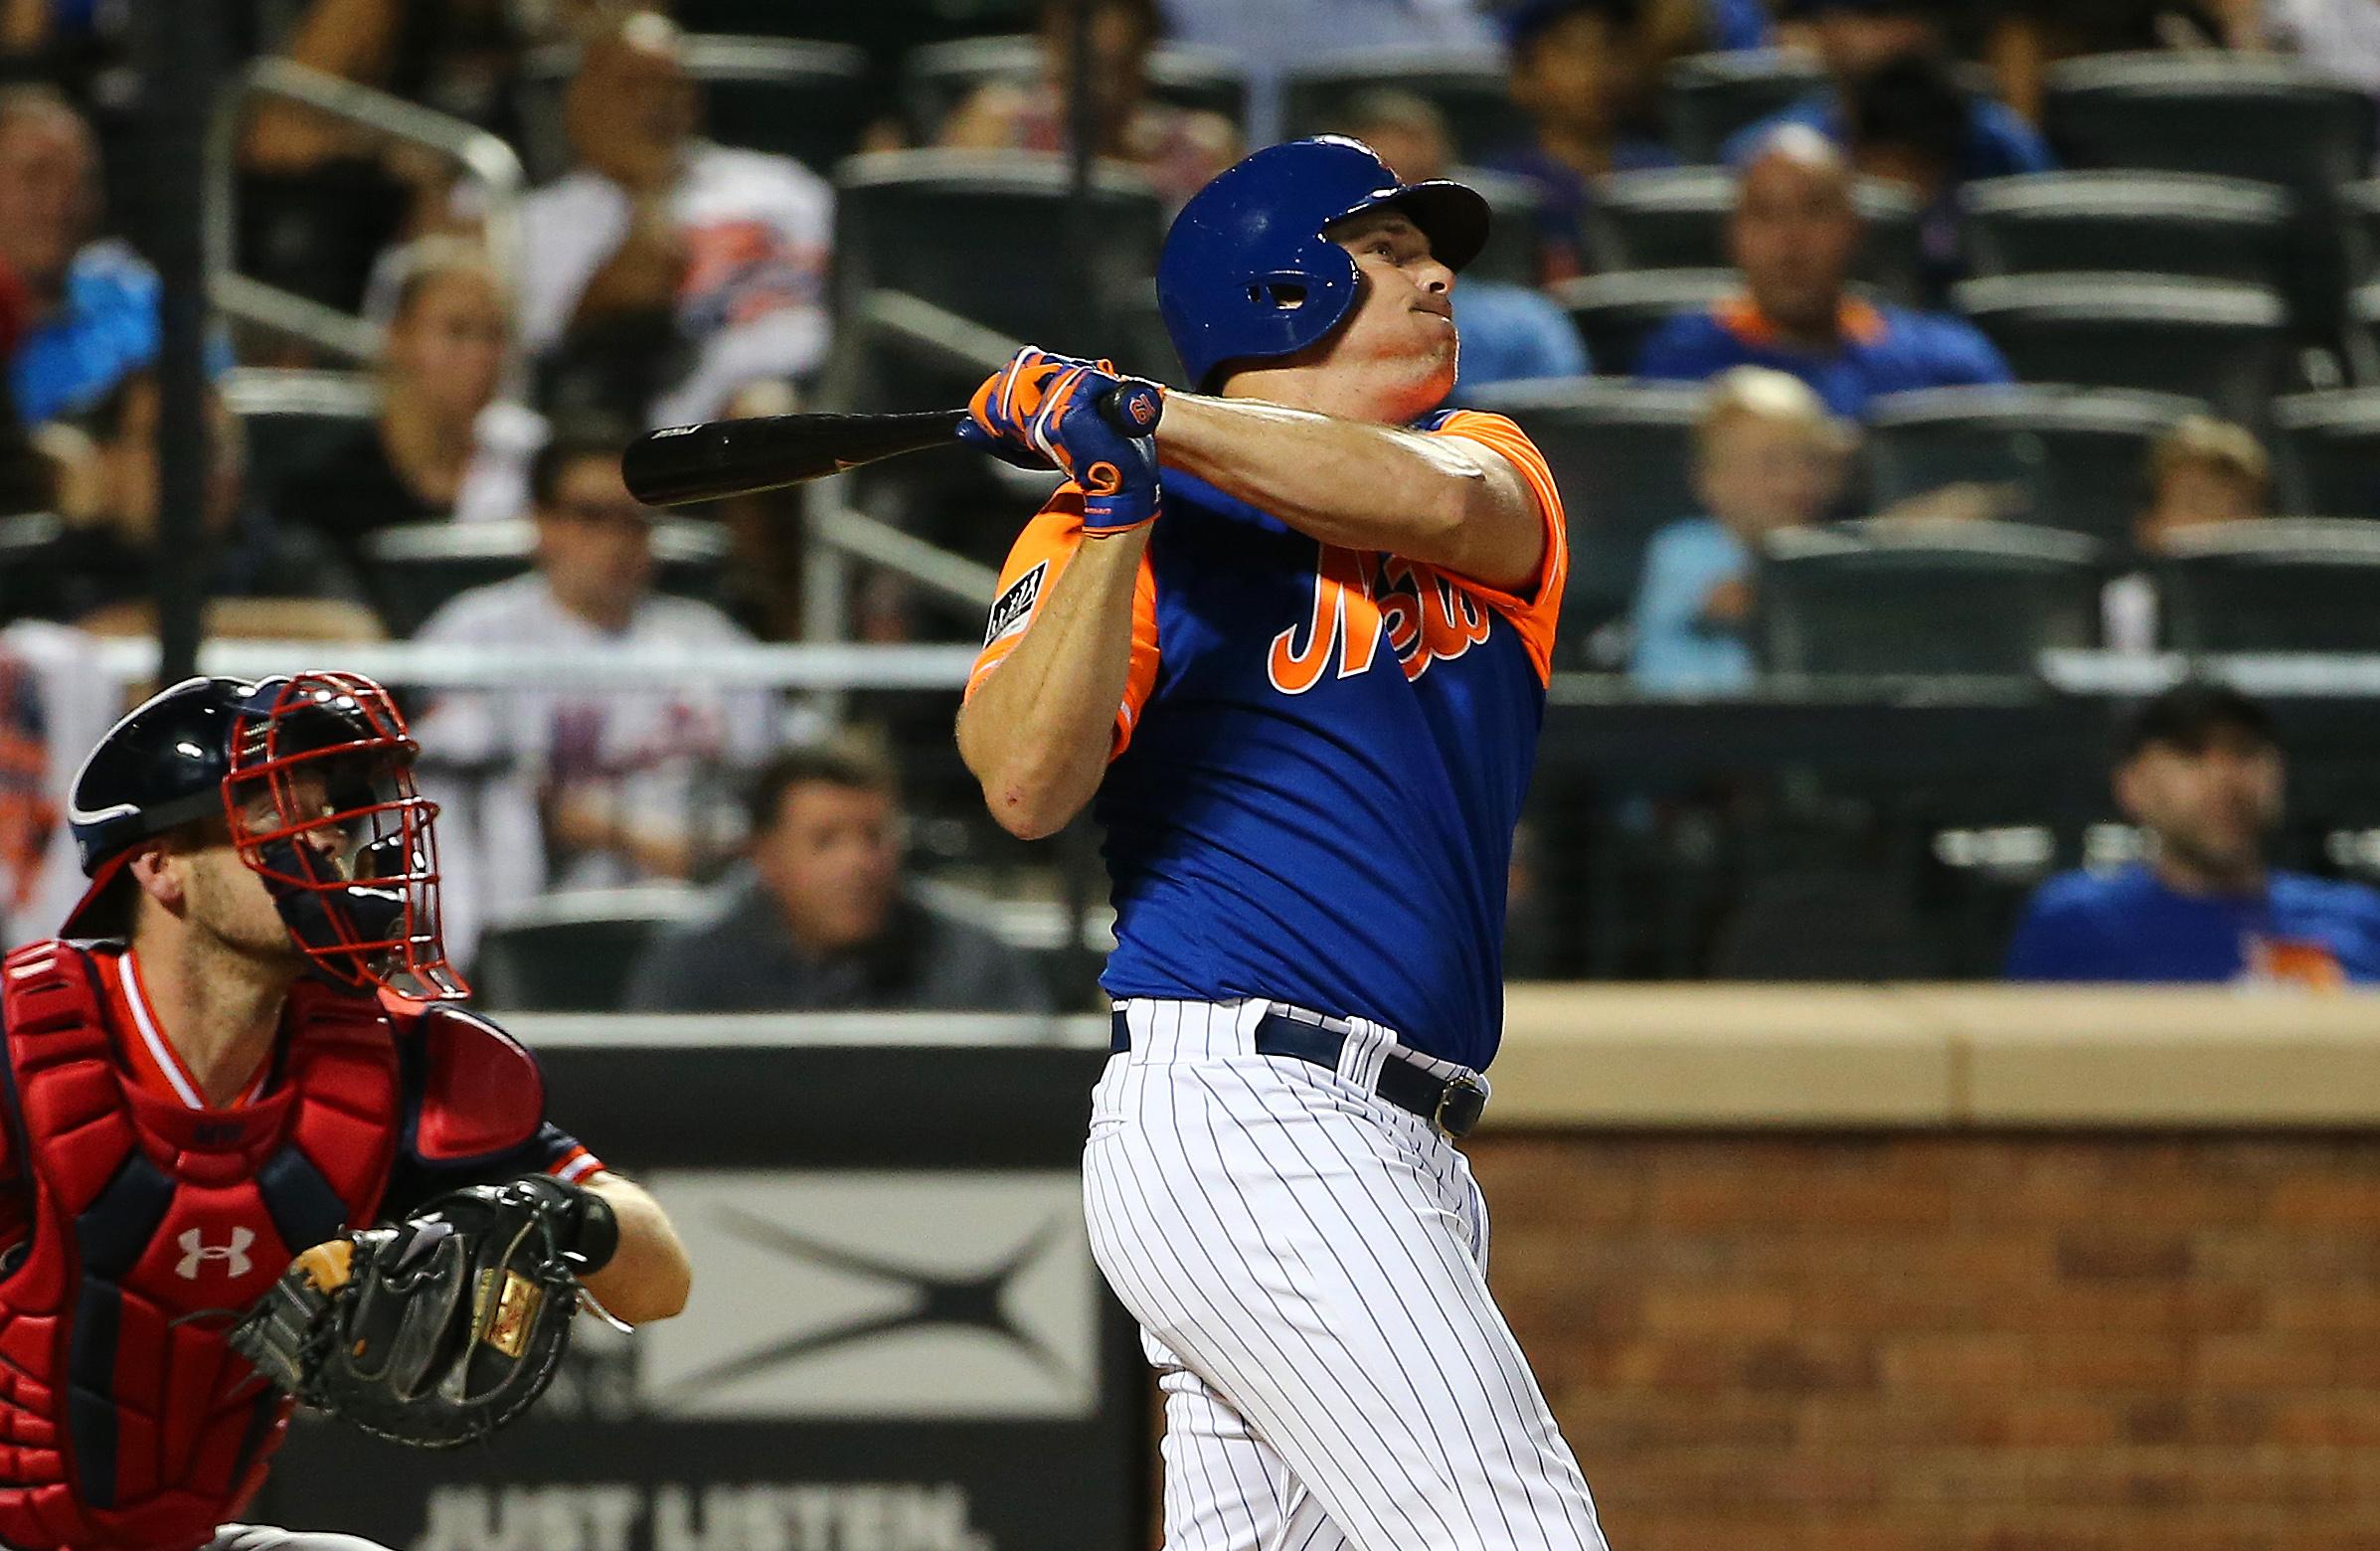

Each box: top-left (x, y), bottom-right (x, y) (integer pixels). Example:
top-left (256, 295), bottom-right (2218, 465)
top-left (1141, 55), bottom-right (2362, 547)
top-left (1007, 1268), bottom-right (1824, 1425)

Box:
top-left (1269, 547), bottom-right (1495, 694)
top-left (176, 1227), bottom-right (255, 1280)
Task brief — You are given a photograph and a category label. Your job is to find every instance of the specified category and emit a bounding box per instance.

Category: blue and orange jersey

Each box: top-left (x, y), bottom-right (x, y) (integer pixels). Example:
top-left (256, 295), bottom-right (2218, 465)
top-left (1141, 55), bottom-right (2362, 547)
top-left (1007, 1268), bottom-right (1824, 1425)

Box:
top-left (1633, 293), bottom-right (2011, 419)
top-left (967, 410), bottom-right (1565, 1071)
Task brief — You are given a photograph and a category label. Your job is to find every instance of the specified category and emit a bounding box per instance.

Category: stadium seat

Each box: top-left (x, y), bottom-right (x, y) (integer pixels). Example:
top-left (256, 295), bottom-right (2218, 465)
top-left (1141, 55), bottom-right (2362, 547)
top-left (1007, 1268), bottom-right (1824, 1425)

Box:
top-left (0, 513), bottom-right (68, 626)
top-left (1551, 268), bottom-right (1738, 378)
top-left (1461, 377), bottom-right (1705, 656)
top-left (2042, 54), bottom-right (2376, 191)
top-left (1961, 173), bottom-right (2295, 290)
top-left (366, 518), bottom-right (732, 637)
top-left (220, 368), bottom-right (380, 524)
top-left (1951, 273), bottom-right (2291, 430)
top-left (2155, 518), bottom-right (2380, 653)
top-left (903, 35), bottom-right (1247, 140)
top-left (1864, 385), bottom-right (2202, 550)
top-left (2342, 179), bottom-right (2380, 281)
top-left (1279, 51), bottom-right (1529, 163)
top-left (2273, 390), bottom-right (2380, 519)
top-left (830, 150), bottom-right (1168, 400)
top-left (1658, 50), bottom-right (1829, 163)
top-left (472, 884), bottom-right (707, 1012)
top-left (1583, 166), bottom-right (1924, 303)
top-left (519, 37), bottom-right (877, 182)
top-left (1757, 519), bottom-right (2105, 679)
top-left (1460, 167), bottom-right (1549, 287)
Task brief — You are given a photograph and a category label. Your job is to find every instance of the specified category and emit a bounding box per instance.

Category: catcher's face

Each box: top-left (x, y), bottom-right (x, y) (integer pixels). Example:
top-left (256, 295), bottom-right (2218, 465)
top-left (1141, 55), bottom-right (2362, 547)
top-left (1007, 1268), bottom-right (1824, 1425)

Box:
top-left (173, 772), bottom-right (352, 966)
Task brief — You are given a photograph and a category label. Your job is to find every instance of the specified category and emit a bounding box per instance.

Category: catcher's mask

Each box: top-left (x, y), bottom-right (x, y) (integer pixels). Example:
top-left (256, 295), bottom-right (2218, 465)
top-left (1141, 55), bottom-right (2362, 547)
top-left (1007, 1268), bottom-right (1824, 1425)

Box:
top-left (223, 673), bottom-right (464, 999)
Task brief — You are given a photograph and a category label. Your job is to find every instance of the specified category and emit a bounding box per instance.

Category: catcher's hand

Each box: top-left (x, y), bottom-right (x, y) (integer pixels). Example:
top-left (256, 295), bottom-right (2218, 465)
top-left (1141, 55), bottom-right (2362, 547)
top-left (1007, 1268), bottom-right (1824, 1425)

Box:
top-left (230, 1173), bottom-right (618, 1450)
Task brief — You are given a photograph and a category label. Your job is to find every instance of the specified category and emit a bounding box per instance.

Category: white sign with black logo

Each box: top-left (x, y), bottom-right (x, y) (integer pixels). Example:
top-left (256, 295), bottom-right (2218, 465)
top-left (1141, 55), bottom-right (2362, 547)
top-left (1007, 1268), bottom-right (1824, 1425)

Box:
top-left (635, 1170), bottom-right (1100, 1421)
top-left (982, 563), bottom-right (1047, 649)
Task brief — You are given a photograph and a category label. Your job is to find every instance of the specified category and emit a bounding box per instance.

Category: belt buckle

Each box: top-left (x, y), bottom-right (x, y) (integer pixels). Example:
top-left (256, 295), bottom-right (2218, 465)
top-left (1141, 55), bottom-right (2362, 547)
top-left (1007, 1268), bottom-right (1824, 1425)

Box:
top-left (1433, 1074), bottom-right (1487, 1139)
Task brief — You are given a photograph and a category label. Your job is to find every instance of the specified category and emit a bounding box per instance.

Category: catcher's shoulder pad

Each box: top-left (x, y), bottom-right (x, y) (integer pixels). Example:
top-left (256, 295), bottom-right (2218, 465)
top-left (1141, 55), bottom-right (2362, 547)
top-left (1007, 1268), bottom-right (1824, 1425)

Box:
top-left (406, 1006), bottom-right (547, 1163)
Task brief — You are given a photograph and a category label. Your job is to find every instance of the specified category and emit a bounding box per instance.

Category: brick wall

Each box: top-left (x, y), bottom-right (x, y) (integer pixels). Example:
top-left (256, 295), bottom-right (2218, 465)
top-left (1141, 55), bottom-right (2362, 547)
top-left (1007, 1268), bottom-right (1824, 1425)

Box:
top-left (1468, 1133), bottom-right (2380, 1551)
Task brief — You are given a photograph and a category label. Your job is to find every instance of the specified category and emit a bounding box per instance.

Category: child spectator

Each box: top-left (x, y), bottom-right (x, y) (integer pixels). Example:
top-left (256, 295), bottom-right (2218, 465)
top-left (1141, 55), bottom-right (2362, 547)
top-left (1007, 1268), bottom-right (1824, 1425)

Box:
top-left (2103, 415), bottom-right (2273, 654)
top-left (1628, 366), bottom-right (1851, 692)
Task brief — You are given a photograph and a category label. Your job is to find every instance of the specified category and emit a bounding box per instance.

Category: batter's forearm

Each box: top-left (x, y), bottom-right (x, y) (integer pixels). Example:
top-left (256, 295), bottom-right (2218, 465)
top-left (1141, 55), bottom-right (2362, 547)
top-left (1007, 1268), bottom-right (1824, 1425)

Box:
top-left (958, 528), bottom-right (1148, 840)
top-left (1155, 395), bottom-right (1538, 588)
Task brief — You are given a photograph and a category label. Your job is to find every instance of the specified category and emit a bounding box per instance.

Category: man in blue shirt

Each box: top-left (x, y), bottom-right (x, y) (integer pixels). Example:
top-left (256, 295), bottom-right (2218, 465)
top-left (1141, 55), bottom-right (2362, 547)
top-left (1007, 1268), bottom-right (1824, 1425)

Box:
top-left (2007, 685), bottom-right (2380, 985)
top-left (1633, 126), bottom-right (2011, 416)
top-left (1721, 0), bottom-right (2055, 183)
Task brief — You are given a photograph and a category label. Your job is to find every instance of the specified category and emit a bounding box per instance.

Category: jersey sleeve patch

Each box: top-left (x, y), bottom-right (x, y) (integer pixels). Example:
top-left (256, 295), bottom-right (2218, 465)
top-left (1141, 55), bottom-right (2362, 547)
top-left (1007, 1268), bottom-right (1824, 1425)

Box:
top-left (412, 1007), bottom-right (548, 1162)
top-left (1427, 410), bottom-right (1569, 686)
top-left (965, 489), bottom-right (1162, 760)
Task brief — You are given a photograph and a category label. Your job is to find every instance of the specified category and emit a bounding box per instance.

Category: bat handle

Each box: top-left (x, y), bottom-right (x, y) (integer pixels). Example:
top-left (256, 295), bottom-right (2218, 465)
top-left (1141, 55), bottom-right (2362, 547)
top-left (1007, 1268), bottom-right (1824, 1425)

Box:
top-left (1100, 381), bottom-right (1165, 437)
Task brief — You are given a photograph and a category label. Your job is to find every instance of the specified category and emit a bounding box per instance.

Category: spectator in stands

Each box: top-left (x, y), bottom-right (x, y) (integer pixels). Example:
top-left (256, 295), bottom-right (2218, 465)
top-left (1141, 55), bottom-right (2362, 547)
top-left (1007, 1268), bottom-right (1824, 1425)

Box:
top-left (1724, 0), bottom-right (2055, 181)
top-left (410, 429), bottom-right (779, 967)
top-left (276, 239), bottom-right (542, 561)
top-left (1629, 367), bottom-right (1849, 692)
top-left (2253, 0), bottom-right (2380, 98)
top-left (1634, 127), bottom-right (2012, 417)
top-left (1843, 53), bottom-right (1975, 298)
top-left (2006, 684), bottom-right (2380, 983)
top-left (1337, 92), bottom-right (1590, 394)
top-left (939, 0), bottom-right (1238, 207)
top-left (0, 86), bottom-right (194, 428)
top-left (48, 372), bottom-right (374, 637)
top-left (240, 0), bottom-right (531, 309)
top-left (623, 744), bottom-right (1052, 1013)
top-left (1980, 1), bottom-right (2233, 122)
top-left (1479, 0), bottom-right (1681, 280)
top-left (2103, 415), bottom-right (2272, 654)
top-left (519, 9), bottom-right (832, 430)
top-left (1157, 0), bottom-right (1498, 138)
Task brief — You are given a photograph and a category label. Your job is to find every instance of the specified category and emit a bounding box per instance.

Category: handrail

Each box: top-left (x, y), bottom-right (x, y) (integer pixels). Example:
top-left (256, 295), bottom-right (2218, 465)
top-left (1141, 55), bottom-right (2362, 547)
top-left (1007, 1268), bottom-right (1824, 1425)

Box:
top-left (812, 499), bottom-right (1002, 610)
top-left (206, 57), bottom-right (527, 371)
top-left (861, 288), bottom-right (1026, 376)
top-left (85, 636), bottom-right (978, 691)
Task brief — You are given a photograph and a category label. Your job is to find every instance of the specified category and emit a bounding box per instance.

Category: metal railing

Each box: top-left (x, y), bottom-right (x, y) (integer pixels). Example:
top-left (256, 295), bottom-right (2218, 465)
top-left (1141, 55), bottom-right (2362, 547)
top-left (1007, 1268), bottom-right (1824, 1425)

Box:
top-left (204, 57), bottom-right (528, 370)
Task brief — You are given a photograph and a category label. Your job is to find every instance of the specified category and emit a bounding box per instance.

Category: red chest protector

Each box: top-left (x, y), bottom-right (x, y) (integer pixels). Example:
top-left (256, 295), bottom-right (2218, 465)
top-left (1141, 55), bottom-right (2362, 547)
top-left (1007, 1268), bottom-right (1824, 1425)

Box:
top-left (0, 941), bottom-right (400, 1551)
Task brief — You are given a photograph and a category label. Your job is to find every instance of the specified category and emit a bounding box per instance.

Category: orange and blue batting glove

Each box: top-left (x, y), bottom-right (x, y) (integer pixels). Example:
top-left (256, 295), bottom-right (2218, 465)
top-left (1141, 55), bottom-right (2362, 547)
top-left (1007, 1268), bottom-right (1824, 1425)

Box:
top-left (962, 346), bottom-right (1166, 533)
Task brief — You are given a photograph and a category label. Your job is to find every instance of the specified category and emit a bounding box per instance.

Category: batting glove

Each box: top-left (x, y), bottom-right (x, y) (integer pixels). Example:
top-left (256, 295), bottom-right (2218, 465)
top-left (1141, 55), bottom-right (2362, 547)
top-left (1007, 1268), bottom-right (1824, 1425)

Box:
top-left (962, 347), bottom-right (1165, 533)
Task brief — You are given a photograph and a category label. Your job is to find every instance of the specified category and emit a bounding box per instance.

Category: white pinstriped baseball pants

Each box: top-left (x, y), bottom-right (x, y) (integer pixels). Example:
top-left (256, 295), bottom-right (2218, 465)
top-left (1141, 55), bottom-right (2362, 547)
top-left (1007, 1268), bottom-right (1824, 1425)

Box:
top-left (1084, 998), bottom-right (1611, 1551)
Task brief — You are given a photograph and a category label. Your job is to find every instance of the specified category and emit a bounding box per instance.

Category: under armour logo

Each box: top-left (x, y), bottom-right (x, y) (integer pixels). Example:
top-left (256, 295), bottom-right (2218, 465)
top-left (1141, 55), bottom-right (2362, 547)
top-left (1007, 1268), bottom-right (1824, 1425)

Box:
top-left (176, 1227), bottom-right (255, 1281)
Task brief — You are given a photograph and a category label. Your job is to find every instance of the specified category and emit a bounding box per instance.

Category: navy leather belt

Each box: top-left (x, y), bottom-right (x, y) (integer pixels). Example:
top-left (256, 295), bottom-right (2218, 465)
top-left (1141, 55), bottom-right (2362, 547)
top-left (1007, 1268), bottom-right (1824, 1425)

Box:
top-left (1109, 1009), bottom-right (1487, 1138)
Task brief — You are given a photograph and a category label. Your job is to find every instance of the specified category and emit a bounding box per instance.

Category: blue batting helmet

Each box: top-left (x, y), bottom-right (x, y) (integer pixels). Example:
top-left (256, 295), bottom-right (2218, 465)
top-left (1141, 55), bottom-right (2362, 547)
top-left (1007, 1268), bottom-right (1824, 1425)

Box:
top-left (1157, 136), bottom-right (1491, 392)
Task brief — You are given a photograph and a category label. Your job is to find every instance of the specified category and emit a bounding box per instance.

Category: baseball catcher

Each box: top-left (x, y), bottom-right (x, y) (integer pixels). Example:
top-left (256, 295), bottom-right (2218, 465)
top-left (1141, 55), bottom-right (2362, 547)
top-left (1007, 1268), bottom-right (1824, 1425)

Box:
top-left (0, 671), bottom-right (691, 1551)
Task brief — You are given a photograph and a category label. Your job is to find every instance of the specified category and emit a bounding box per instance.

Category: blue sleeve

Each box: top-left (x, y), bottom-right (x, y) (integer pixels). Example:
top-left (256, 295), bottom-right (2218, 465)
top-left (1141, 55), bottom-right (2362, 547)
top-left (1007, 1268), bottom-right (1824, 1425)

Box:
top-left (1627, 524), bottom-right (1746, 691)
top-left (1971, 100), bottom-right (2057, 176)
top-left (1707, 0), bottom-right (1773, 51)
top-left (2003, 882), bottom-right (2100, 980)
top-left (1516, 289), bottom-right (1590, 378)
top-left (1633, 314), bottom-right (1723, 381)
top-left (1933, 317), bottom-right (2014, 387)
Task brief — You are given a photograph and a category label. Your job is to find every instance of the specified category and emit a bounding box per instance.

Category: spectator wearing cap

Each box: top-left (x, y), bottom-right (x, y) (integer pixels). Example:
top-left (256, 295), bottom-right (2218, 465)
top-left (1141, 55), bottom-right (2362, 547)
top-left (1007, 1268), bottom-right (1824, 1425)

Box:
top-left (1628, 366), bottom-right (1850, 693)
top-left (1722, 0), bottom-right (2054, 183)
top-left (519, 9), bottom-right (833, 430)
top-left (939, 0), bottom-right (1238, 208)
top-left (623, 745), bottom-right (1053, 1014)
top-left (1338, 92), bottom-right (1589, 395)
top-left (2102, 415), bottom-right (2272, 655)
top-left (1478, 0), bottom-right (1681, 281)
top-left (274, 239), bottom-right (543, 563)
top-left (2006, 685), bottom-right (2380, 984)
top-left (409, 431), bottom-right (781, 967)
top-left (1633, 127), bottom-right (2010, 416)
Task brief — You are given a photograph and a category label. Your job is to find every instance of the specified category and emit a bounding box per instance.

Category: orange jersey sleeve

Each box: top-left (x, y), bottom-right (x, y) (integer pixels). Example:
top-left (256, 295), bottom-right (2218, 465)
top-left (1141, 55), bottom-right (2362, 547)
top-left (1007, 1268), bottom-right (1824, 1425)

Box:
top-left (966, 485), bottom-right (1163, 759)
top-left (1426, 410), bottom-right (1568, 685)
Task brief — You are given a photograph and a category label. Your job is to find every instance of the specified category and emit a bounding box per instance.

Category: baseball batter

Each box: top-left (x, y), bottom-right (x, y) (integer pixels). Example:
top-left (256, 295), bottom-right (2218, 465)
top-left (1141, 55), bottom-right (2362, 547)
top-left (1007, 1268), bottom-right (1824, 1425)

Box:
top-left (956, 137), bottom-right (1608, 1551)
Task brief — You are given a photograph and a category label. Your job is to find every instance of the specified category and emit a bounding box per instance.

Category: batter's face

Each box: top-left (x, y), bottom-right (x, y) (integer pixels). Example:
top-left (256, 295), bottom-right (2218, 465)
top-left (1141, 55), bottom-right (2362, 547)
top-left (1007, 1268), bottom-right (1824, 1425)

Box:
top-left (2117, 730), bottom-right (2284, 891)
top-left (1315, 211), bottom-right (1459, 413)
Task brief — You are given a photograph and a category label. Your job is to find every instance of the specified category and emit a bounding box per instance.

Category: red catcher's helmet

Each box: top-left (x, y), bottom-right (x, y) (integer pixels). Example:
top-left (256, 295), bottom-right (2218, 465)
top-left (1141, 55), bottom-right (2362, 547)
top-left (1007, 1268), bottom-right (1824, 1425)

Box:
top-left (67, 671), bottom-right (465, 999)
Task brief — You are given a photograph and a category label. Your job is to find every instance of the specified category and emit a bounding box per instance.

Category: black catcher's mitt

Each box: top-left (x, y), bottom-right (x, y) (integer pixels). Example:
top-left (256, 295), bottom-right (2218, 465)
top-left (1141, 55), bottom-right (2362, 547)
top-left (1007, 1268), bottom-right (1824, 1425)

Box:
top-left (230, 1173), bottom-right (618, 1449)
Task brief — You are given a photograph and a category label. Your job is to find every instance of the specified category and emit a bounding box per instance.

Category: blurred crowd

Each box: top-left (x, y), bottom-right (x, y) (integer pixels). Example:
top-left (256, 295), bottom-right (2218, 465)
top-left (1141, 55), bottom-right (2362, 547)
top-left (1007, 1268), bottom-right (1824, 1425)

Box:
top-left (0, 0), bottom-right (2372, 995)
